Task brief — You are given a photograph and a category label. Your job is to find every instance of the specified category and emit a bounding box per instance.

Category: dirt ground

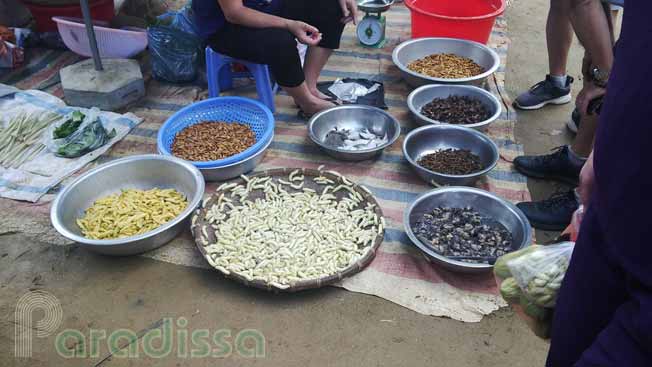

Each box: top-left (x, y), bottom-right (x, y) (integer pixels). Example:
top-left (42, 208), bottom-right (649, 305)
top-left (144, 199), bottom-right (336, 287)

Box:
top-left (0, 0), bottom-right (587, 365)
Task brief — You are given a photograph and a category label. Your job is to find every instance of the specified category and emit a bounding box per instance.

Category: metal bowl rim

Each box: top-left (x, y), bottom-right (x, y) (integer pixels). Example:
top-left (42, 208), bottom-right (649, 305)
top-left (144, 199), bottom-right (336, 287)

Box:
top-left (50, 154), bottom-right (206, 246)
top-left (358, 0), bottom-right (395, 12)
top-left (391, 37), bottom-right (501, 84)
top-left (402, 124), bottom-right (500, 178)
top-left (308, 105), bottom-right (401, 154)
top-left (406, 84), bottom-right (502, 129)
top-left (403, 186), bottom-right (533, 270)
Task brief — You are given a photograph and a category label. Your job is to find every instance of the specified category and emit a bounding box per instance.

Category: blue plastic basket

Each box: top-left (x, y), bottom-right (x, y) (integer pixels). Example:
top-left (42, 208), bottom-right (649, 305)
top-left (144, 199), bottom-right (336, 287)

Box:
top-left (157, 97), bottom-right (275, 168)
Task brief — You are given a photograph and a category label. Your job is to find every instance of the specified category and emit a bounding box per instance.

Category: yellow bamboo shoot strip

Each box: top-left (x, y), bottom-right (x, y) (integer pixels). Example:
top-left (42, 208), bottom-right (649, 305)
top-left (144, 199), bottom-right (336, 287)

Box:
top-left (77, 188), bottom-right (188, 240)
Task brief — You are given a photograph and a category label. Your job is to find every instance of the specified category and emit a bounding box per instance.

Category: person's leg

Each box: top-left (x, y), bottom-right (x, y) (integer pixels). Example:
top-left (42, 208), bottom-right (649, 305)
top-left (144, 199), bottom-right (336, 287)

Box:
top-left (208, 25), bottom-right (334, 115)
top-left (514, 0), bottom-right (574, 110)
top-left (570, 113), bottom-right (598, 158)
top-left (547, 0), bottom-right (574, 78)
top-left (282, 0), bottom-right (346, 100)
top-left (304, 47), bottom-right (333, 100)
top-left (546, 207), bottom-right (627, 366)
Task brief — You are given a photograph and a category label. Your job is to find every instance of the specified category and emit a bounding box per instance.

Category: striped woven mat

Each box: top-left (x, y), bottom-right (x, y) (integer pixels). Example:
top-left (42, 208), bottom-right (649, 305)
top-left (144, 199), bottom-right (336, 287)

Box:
top-left (0, 5), bottom-right (530, 322)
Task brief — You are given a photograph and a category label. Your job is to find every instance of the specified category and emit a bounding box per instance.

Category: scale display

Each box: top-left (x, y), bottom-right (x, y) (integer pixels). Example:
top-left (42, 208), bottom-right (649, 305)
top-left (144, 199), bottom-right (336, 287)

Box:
top-left (356, 0), bottom-right (394, 49)
top-left (358, 16), bottom-right (385, 46)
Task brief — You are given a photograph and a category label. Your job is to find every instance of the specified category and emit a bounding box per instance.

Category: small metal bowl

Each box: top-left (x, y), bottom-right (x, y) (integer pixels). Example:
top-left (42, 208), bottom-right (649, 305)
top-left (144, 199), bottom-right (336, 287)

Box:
top-left (161, 133), bottom-right (273, 182)
top-left (308, 105), bottom-right (401, 161)
top-left (358, 0), bottom-right (394, 13)
top-left (50, 155), bottom-right (205, 256)
top-left (403, 125), bottom-right (499, 187)
top-left (404, 187), bottom-right (532, 273)
top-left (407, 84), bottom-right (502, 130)
top-left (392, 37), bottom-right (500, 87)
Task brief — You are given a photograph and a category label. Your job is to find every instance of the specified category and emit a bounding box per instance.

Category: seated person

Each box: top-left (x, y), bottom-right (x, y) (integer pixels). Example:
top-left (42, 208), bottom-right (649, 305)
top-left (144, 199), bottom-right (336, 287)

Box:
top-left (193, 0), bottom-right (357, 117)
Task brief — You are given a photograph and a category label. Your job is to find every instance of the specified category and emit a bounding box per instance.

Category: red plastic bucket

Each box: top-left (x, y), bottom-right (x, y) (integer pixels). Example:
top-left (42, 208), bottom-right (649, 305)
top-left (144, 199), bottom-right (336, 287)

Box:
top-left (405, 0), bottom-right (505, 44)
top-left (23, 0), bottom-right (115, 32)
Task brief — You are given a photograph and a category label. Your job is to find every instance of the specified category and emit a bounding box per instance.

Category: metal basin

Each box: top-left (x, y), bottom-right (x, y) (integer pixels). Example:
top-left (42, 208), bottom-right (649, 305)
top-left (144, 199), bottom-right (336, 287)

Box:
top-left (308, 105), bottom-right (401, 161)
top-left (404, 187), bottom-right (532, 273)
top-left (392, 37), bottom-right (500, 87)
top-left (403, 125), bottom-right (499, 187)
top-left (50, 155), bottom-right (205, 256)
top-left (407, 84), bottom-right (502, 131)
top-left (190, 134), bottom-right (272, 182)
top-left (358, 0), bottom-right (394, 13)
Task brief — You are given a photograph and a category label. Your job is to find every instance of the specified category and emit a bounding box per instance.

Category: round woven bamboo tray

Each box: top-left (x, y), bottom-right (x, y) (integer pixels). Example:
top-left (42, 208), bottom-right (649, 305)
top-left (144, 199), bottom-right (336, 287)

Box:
top-left (191, 168), bottom-right (385, 292)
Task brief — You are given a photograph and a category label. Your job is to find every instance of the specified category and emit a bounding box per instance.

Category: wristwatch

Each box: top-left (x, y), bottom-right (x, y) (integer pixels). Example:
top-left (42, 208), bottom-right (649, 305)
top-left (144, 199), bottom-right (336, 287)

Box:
top-left (590, 66), bottom-right (610, 88)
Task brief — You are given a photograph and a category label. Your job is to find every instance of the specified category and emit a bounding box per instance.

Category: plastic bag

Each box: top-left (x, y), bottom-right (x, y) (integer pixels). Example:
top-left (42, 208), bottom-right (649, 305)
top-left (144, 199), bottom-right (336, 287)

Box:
top-left (568, 205), bottom-right (584, 241)
top-left (163, 6), bottom-right (200, 37)
top-left (506, 242), bottom-right (574, 308)
top-left (494, 244), bottom-right (558, 340)
top-left (45, 108), bottom-right (116, 158)
top-left (148, 7), bottom-right (201, 83)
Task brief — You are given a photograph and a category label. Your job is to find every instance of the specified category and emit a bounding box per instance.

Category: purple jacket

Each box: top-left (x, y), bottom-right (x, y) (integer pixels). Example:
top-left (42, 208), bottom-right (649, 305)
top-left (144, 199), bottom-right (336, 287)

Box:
top-left (576, 0), bottom-right (652, 364)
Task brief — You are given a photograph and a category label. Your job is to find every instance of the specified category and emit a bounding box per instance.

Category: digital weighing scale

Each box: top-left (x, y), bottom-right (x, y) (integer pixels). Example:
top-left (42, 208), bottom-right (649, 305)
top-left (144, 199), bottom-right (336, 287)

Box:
top-left (356, 0), bottom-right (394, 48)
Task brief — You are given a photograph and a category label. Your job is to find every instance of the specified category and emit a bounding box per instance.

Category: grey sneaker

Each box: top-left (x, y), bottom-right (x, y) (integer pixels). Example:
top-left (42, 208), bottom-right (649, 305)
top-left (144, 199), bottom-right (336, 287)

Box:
top-left (514, 75), bottom-right (573, 110)
top-left (566, 108), bottom-right (581, 134)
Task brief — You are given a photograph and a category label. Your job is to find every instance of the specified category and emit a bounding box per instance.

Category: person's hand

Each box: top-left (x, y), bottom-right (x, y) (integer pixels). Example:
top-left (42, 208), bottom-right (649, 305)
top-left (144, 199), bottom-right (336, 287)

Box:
top-left (578, 151), bottom-right (595, 207)
top-left (339, 0), bottom-right (358, 24)
top-left (287, 20), bottom-right (322, 46)
top-left (576, 82), bottom-right (606, 116)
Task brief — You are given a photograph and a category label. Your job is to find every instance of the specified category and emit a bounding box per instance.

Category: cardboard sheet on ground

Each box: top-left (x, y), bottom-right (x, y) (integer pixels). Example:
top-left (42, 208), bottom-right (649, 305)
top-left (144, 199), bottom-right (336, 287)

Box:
top-left (0, 6), bottom-right (530, 322)
top-left (0, 84), bottom-right (142, 202)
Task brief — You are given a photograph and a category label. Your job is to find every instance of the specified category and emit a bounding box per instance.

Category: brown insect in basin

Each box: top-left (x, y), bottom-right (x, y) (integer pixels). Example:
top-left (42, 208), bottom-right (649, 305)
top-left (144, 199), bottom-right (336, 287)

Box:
top-left (171, 121), bottom-right (256, 162)
top-left (407, 53), bottom-right (484, 79)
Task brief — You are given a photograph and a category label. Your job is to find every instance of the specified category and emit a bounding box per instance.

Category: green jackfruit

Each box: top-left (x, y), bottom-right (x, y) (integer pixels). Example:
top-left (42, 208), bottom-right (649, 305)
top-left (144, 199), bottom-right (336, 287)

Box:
top-left (520, 294), bottom-right (549, 321)
top-left (531, 319), bottom-right (552, 340)
top-left (500, 277), bottom-right (522, 303)
top-left (494, 245), bottom-right (540, 280)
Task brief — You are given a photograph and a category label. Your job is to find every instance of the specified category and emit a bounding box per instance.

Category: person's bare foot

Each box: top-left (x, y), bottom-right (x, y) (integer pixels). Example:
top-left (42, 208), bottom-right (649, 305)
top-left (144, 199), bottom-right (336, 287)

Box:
top-left (309, 87), bottom-right (332, 101)
top-left (299, 97), bottom-right (336, 117)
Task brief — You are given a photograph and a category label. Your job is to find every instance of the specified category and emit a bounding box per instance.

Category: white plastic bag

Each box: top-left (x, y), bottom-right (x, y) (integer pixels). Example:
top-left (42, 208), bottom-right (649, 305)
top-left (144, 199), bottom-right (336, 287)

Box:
top-left (507, 242), bottom-right (574, 308)
top-left (44, 108), bottom-right (116, 158)
top-left (45, 108), bottom-right (97, 153)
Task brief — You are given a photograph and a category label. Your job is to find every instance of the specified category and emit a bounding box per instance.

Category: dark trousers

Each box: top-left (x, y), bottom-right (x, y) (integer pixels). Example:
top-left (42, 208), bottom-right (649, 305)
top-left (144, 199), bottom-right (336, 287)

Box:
top-left (207, 0), bottom-right (345, 87)
top-left (546, 207), bottom-right (628, 366)
top-left (546, 1), bottom-right (652, 365)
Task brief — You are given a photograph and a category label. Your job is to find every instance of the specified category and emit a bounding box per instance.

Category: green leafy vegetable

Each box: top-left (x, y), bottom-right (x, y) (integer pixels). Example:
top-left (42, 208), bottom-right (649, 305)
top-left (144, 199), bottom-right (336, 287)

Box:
top-left (55, 119), bottom-right (116, 158)
top-left (53, 110), bottom-right (85, 139)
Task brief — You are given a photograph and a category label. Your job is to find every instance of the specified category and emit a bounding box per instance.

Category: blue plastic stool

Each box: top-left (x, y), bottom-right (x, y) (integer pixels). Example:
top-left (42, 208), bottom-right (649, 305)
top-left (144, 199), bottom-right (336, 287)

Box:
top-left (206, 46), bottom-right (278, 113)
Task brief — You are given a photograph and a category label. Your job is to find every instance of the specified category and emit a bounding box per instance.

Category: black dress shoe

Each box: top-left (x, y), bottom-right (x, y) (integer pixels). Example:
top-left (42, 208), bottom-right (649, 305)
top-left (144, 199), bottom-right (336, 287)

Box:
top-left (517, 191), bottom-right (579, 231)
top-left (513, 146), bottom-right (582, 185)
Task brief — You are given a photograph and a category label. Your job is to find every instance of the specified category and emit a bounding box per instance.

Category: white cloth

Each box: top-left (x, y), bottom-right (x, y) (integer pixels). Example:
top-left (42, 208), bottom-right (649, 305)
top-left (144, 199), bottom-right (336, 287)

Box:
top-left (0, 84), bottom-right (142, 202)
